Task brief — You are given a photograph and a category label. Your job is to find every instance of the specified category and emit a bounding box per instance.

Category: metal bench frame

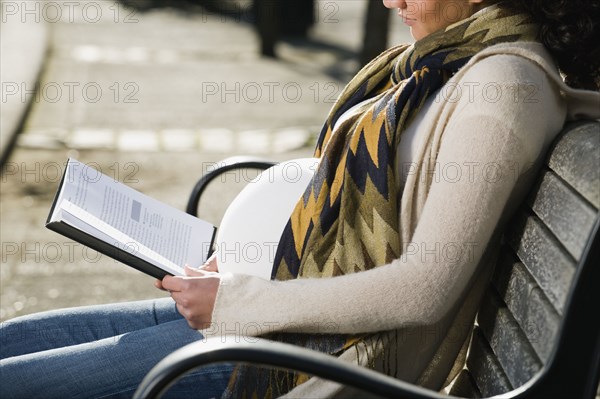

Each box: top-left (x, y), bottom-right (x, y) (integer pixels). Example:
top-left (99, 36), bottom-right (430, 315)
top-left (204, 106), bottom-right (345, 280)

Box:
top-left (135, 121), bottom-right (600, 399)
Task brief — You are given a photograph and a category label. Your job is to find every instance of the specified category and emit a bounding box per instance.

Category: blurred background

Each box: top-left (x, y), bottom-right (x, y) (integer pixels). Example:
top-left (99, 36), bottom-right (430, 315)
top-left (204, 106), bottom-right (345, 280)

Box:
top-left (0, 0), bottom-right (413, 321)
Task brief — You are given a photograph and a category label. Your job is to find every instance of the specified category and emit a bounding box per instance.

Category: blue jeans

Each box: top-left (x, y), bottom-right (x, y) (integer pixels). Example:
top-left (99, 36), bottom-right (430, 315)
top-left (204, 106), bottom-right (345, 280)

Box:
top-left (0, 298), bottom-right (233, 398)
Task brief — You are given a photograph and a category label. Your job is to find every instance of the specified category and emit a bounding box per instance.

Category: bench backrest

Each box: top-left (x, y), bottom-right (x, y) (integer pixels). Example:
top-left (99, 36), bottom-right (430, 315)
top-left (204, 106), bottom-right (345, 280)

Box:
top-left (449, 120), bottom-right (600, 398)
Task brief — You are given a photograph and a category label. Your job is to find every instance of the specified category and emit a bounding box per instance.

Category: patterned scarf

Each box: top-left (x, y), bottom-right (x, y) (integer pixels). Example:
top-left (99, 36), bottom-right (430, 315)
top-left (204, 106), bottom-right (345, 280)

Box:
top-left (223, 5), bottom-right (537, 398)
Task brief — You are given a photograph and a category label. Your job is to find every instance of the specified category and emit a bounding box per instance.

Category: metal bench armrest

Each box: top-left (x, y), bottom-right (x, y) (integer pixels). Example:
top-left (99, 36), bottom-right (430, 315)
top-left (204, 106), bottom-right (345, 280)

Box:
top-left (186, 156), bottom-right (277, 217)
top-left (133, 337), bottom-right (448, 399)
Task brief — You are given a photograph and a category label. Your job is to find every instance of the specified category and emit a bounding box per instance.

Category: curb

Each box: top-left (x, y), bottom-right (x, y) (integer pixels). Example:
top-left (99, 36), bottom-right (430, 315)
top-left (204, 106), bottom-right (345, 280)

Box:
top-left (0, 0), bottom-right (50, 167)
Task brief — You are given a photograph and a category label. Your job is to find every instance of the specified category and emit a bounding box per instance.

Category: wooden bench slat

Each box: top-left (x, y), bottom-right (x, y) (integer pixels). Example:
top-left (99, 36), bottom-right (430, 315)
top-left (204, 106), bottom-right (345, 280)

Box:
top-left (507, 211), bottom-right (576, 314)
top-left (546, 122), bottom-right (600, 209)
top-left (528, 170), bottom-right (598, 260)
top-left (467, 327), bottom-right (513, 397)
top-left (447, 369), bottom-right (482, 398)
top-left (492, 250), bottom-right (561, 363)
top-left (477, 292), bottom-right (542, 389)
top-left (457, 121), bottom-right (600, 398)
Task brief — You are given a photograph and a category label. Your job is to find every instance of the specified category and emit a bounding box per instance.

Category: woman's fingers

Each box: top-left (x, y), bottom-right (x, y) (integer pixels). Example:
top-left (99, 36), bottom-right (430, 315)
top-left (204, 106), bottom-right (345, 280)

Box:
top-left (200, 253), bottom-right (219, 272)
top-left (165, 275), bottom-right (220, 330)
top-left (184, 265), bottom-right (207, 277)
top-left (154, 279), bottom-right (165, 290)
top-left (160, 275), bottom-right (187, 292)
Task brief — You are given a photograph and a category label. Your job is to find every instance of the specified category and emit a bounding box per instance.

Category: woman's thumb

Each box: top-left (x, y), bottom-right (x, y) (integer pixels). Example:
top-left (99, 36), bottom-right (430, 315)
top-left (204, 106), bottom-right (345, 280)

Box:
top-left (184, 265), bottom-right (206, 276)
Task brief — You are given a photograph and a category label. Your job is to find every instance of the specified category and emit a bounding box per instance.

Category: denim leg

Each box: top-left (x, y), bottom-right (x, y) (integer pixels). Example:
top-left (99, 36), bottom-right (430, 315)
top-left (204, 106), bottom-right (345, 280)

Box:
top-left (0, 298), bottom-right (233, 398)
top-left (0, 297), bottom-right (181, 359)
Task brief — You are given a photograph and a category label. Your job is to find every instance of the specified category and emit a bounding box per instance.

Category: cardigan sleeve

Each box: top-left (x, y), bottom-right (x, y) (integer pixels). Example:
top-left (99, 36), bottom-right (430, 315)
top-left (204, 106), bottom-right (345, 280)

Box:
top-left (202, 53), bottom-right (567, 339)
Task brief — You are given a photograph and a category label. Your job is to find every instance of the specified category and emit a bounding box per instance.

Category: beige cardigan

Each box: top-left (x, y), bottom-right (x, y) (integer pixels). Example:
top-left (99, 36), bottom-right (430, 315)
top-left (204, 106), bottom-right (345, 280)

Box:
top-left (204, 42), bottom-right (600, 397)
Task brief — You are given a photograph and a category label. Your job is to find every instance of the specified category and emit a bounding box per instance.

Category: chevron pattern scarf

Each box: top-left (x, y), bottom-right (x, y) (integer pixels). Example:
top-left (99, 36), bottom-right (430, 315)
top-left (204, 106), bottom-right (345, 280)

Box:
top-left (223, 5), bottom-right (537, 398)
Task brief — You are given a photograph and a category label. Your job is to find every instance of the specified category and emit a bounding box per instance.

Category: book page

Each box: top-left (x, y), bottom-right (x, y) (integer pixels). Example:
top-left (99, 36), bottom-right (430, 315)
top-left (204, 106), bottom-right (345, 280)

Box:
top-left (60, 201), bottom-right (185, 276)
top-left (52, 159), bottom-right (214, 272)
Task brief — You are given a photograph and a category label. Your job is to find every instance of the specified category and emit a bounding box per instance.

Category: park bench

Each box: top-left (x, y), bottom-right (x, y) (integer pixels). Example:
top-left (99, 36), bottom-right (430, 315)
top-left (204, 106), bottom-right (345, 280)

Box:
top-left (134, 119), bottom-right (600, 398)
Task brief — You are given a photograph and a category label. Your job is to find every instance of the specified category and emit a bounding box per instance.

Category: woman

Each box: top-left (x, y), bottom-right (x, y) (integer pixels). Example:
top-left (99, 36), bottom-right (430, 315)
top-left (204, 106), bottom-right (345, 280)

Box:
top-left (1, 0), bottom-right (599, 397)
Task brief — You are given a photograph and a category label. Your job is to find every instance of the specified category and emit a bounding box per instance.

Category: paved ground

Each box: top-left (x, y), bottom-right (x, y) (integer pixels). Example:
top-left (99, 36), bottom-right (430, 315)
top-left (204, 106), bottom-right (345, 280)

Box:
top-left (0, 0), bottom-right (412, 321)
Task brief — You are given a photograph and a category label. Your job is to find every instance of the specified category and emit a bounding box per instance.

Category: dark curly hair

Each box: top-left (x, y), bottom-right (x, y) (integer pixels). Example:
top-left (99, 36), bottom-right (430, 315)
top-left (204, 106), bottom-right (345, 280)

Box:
top-left (501, 0), bottom-right (600, 90)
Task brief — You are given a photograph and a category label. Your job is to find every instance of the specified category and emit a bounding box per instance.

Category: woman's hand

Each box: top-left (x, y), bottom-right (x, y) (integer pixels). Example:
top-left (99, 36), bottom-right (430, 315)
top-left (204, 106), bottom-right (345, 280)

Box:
top-left (154, 264), bottom-right (220, 330)
top-left (199, 252), bottom-right (218, 272)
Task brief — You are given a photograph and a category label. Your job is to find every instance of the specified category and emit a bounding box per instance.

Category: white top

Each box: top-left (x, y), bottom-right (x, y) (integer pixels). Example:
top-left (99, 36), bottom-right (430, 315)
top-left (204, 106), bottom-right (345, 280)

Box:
top-left (204, 42), bottom-right (600, 396)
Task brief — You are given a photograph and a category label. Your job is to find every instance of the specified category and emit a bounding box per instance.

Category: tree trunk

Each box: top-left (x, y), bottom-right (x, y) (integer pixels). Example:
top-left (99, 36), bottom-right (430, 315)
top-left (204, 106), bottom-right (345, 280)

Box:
top-left (254, 0), bottom-right (280, 57)
top-left (360, 0), bottom-right (391, 67)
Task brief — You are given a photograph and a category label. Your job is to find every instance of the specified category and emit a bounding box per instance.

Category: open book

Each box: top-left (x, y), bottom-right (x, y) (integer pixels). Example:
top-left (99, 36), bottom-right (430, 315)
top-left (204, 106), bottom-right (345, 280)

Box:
top-left (46, 159), bottom-right (216, 279)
